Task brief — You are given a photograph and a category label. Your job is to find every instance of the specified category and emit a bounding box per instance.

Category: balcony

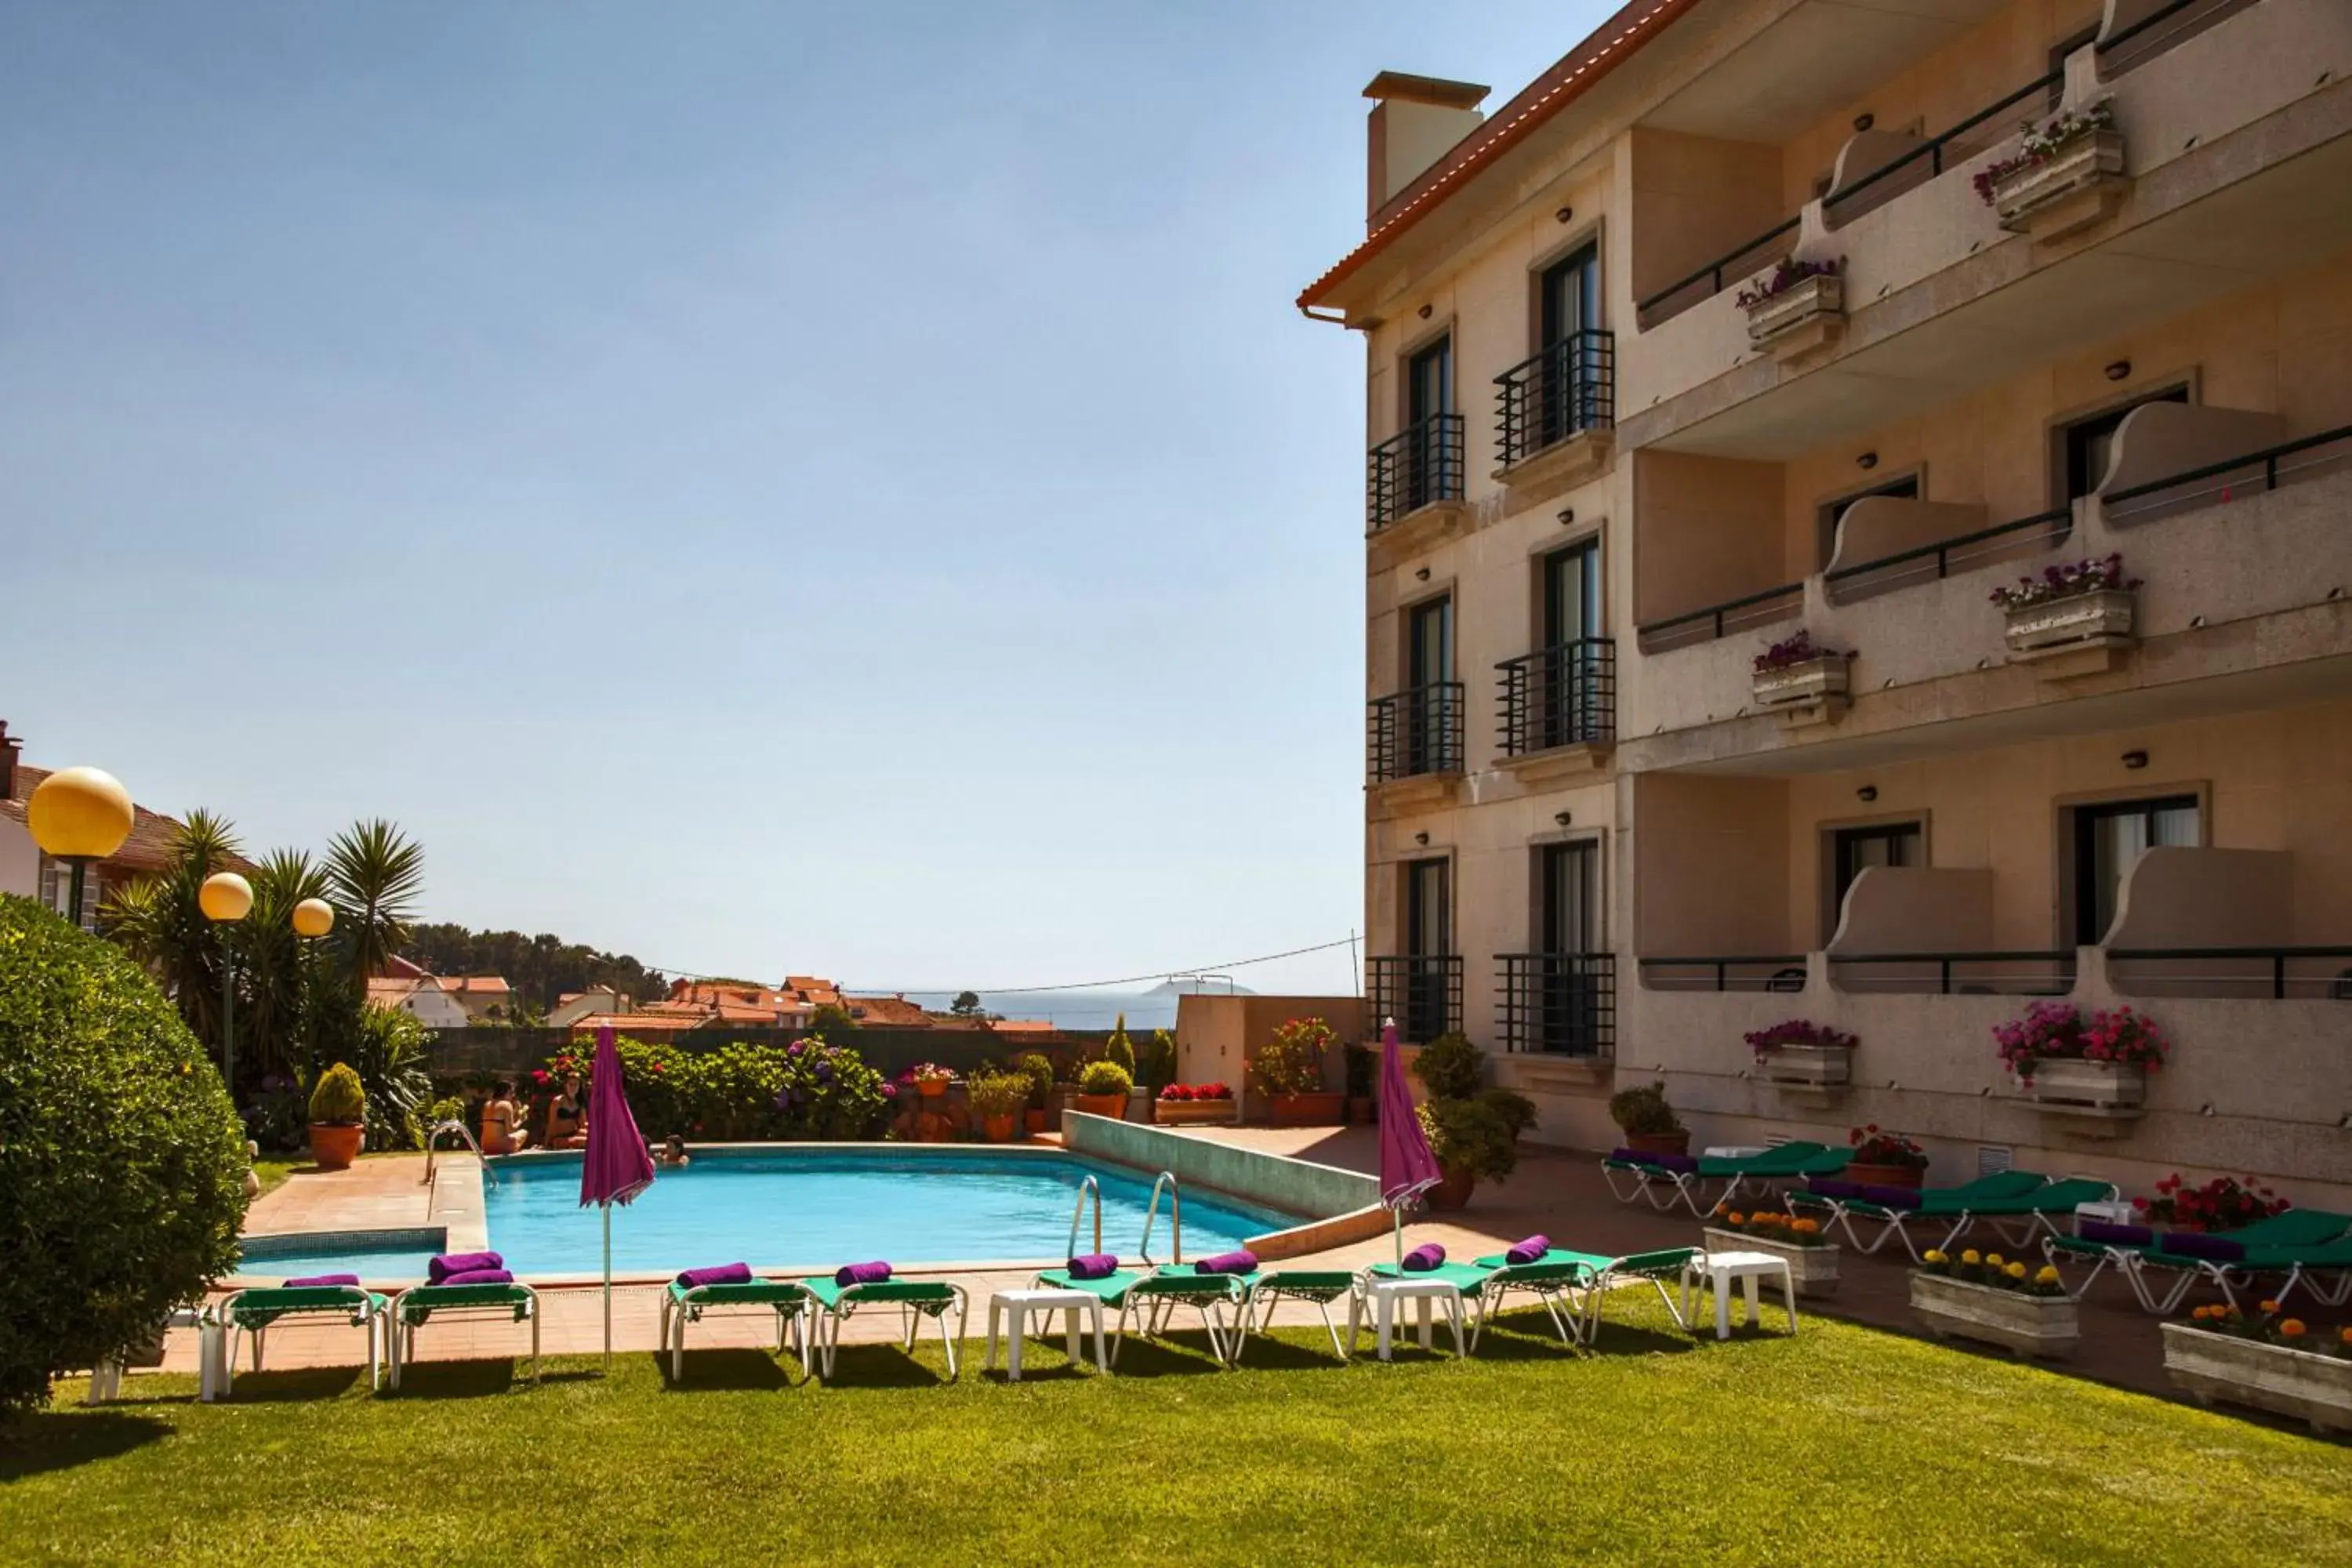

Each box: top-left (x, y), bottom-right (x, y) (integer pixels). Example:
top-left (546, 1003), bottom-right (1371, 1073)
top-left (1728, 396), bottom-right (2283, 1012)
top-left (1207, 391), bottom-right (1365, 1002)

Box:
top-left (1367, 412), bottom-right (1465, 530)
top-left (1367, 955), bottom-right (1462, 1045)
top-left (1367, 683), bottom-right (1465, 787)
top-left (1493, 332), bottom-right (1615, 492)
top-left (1635, 583), bottom-right (1801, 656)
top-left (1497, 639), bottom-right (1615, 770)
top-left (1496, 953), bottom-right (1615, 1058)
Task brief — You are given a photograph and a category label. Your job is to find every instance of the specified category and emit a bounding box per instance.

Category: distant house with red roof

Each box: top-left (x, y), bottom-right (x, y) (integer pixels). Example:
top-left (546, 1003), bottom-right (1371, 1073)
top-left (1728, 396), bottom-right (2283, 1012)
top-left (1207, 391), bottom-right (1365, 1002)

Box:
top-left (0, 720), bottom-right (230, 932)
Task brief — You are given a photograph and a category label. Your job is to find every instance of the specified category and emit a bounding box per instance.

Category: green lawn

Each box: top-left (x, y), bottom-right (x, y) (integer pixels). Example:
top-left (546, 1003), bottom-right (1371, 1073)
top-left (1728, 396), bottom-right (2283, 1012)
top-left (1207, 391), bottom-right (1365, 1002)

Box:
top-left (249, 1159), bottom-right (299, 1200)
top-left (3, 1299), bottom-right (2347, 1567)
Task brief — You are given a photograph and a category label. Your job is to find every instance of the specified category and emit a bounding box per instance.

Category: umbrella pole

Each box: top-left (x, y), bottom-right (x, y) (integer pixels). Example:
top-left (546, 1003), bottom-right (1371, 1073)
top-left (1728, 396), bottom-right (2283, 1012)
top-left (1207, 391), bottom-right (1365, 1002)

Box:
top-left (602, 1203), bottom-right (613, 1372)
top-left (1393, 1203), bottom-right (1404, 1269)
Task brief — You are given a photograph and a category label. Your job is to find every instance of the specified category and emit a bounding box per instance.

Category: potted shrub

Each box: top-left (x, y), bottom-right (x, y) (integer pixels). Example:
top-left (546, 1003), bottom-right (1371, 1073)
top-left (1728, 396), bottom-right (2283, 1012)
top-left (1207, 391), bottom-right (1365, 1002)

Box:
top-left (1737, 256), bottom-right (1843, 355)
top-left (1746, 1019), bottom-right (1857, 1091)
top-left (1343, 1043), bottom-right (1376, 1126)
top-left (1994, 1000), bottom-right (2168, 1112)
top-left (1010, 1051), bottom-right (1055, 1135)
top-left (1991, 554), bottom-right (2139, 657)
top-left (1074, 1060), bottom-right (1133, 1120)
top-left (1911, 1247), bottom-right (2078, 1359)
top-left (2165, 1304), bottom-right (2352, 1435)
top-left (1704, 1204), bottom-right (1840, 1298)
top-left (307, 1062), bottom-right (368, 1171)
top-left (1975, 100), bottom-right (2125, 239)
top-left (1608, 1080), bottom-right (1687, 1156)
top-left (1154, 1082), bottom-right (1236, 1127)
top-left (1845, 1123), bottom-right (1927, 1190)
top-left (1250, 1016), bottom-right (1344, 1127)
top-left (2132, 1173), bottom-right (2286, 1235)
top-left (1751, 630), bottom-right (1849, 709)
top-left (1416, 1095), bottom-right (1522, 1210)
top-left (966, 1070), bottom-right (1030, 1142)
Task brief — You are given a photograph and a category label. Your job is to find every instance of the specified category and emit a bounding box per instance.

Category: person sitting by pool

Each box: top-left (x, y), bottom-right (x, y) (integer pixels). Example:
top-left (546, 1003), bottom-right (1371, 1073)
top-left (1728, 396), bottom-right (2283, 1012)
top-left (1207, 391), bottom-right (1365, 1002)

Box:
top-left (545, 1074), bottom-right (588, 1149)
top-left (653, 1134), bottom-right (690, 1168)
top-left (481, 1080), bottom-right (532, 1155)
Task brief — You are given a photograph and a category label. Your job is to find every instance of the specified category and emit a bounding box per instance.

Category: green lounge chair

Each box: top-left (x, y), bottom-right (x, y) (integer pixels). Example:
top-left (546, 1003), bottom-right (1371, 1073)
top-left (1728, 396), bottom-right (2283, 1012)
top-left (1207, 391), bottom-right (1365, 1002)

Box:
top-left (660, 1277), bottom-right (815, 1383)
top-left (802, 1275), bottom-right (968, 1382)
top-left (1232, 1270), bottom-right (1360, 1361)
top-left (1604, 1143), bottom-right (1851, 1217)
top-left (2046, 1208), bottom-right (2352, 1314)
top-left (219, 1284), bottom-right (390, 1392)
top-left (1790, 1174), bottom-right (2114, 1261)
top-left (1364, 1247), bottom-right (1697, 1350)
top-left (1033, 1265), bottom-right (1254, 1366)
top-left (388, 1280), bottom-right (540, 1389)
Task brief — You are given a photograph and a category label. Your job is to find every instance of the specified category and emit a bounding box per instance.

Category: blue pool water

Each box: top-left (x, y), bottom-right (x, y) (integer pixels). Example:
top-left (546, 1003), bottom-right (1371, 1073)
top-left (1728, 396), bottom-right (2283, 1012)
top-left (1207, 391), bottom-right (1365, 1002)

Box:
top-left (482, 1149), bottom-right (1293, 1276)
top-left (236, 1241), bottom-right (442, 1281)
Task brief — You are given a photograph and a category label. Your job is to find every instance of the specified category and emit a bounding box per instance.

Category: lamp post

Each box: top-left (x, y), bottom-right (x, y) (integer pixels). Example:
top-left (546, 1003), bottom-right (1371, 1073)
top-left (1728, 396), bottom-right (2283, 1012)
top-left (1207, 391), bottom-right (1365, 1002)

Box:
top-left (201, 872), bottom-right (254, 1098)
top-left (25, 767), bottom-right (135, 928)
top-left (291, 898), bottom-right (335, 1073)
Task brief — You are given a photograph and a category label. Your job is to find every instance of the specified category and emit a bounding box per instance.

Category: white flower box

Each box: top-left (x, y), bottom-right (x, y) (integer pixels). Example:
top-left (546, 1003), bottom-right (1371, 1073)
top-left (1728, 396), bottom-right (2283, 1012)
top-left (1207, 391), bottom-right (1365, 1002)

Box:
top-left (1758, 1042), bottom-right (1851, 1089)
top-left (2003, 588), bottom-right (2136, 653)
top-left (1911, 1272), bottom-right (2079, 1359)
top-left (1752, 655), bottom-right (1849, 709)
top-left (1703, 1228), bottom-right (1839, 1298)
top-left (1994, 130), bottom-right (2129, 241)
top-left (2162, 1323), bottom-right (2352, 1435)
top-left (2025, 1058), bottom-right (2147, 1111)
top-left (1744, 274), bottom-right (1844, 359)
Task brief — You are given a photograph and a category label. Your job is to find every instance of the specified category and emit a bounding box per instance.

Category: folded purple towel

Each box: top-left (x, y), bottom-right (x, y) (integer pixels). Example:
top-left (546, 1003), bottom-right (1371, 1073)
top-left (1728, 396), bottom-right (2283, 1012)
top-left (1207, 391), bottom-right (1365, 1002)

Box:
top-left (1400, 1243), bottom-right (1446, 1272)
top-left (428, 1250), bottom-right (503, 1284)
top-left (437, 1269), bottom-right (513, 1287)
top-left (285, 1273), bottom-right (361, 1288)
top-left (1193, 1250), bottom-right (1257, 1276)
top-left (676, 1263), bottom-right (753, 1290)
top-left (1066, 1253), bottom-right (1120, 1280)
top-left (1860, 1185), bottom-right (1923, 1210)
top-left (1650, 1152), bottom-right (1700, 1174)
top-left (1808, 1178), bottom-right (1862, 1200)
top-left (835, 1261), bottom-right (893, 1287)
top-left (2078, 1219), bottom-right (2154, 1247)
top-left (2160, 1231), bottom-right (2245, 1262)
top-left (1504, 1234), bottom-right (1551, 1265)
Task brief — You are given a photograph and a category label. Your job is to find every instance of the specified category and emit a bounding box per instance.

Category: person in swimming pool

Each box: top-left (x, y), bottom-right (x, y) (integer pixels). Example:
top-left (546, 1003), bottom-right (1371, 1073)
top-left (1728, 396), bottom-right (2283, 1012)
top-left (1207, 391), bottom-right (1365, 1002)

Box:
top-left (545, 1074), bottom-right (588, 1149)
top-left (653, 1134), bottom-right (690, 1168)
top-left (481, 1080), bottom-right (531, 1154)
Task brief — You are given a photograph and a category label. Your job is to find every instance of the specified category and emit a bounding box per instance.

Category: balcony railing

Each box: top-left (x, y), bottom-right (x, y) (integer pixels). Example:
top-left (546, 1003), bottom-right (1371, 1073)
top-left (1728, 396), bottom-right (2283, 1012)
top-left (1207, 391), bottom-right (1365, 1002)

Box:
top-left (1497, 639), bottom-right (1616, 756)
top-left (1824, 507), bottom-right (2071, 600)
top-left (2107, 946), bottom-right (2352, 1000)
top-left (1494, 331), bottom-right (1615, 470)
top-left (1636, 217), bottom-right (1799, 328)
top-left (2097, 0), bottom-right (2259, 76)
top-left (1497, 953), bottom-right (1616, 1057)
top-left (1828, 951), bottom-right (2079, 996)
top-left (1639, 956), bottom-right (1809, 993)
top-left (2101, 424), bottom-right (2352, 522)
top-left (1635, 582), bottom-right (1803, 654)
top-left (1367, 683), bottom-right (1465, 782)
top-left (1367, 413), bottom-right (1466, 529)
top-left (1368, 955), bottom-right (1463, 1044)
top-left (1820, 71), bottom-right (2062, 230)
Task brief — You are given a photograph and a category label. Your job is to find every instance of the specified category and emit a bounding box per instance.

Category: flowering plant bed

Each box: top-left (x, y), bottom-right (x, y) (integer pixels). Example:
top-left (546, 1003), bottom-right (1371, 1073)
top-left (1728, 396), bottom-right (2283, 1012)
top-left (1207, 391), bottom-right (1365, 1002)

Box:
top-left (2133, 1174), bottom-right (2286, 1231)
top-left (1994, 1000), bottom-right (2168, 1079)
top-left (1158, 1083), bottom-right (1233, 1102)
top-left (1973, 102), bottom-right (2117, 204)
top-left (1976, 100), bottom-right (2125, 240)
top-left (1993, 556), bottom-right (2138, 659)
top-left (1735, 256), bottom-right (1841, 310)
top-left (1987, 554), bottom-right (2135, 612)
top-left (2165, 1312), bottom-right (2352, 1434)
top-left (1752, 629), bottom-right (1839, 675)
top-left (1747, 1020), bottom-right (1857, 1071)
top-left (1845, 1124), bottom-right (1926, 1188)
top-left (1913, 1248), bottom-right (2077, 1358)
top-left (1738, 259), bottom-right (1844, 358)
top-left (1751, 633), bottom-right (1849, 717)
top-left (1154, 1082), bottom-right (1236, 1125)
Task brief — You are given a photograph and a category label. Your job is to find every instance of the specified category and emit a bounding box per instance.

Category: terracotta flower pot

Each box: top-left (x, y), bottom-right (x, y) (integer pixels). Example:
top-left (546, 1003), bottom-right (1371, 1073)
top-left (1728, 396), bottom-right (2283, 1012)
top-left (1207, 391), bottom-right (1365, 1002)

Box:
top-left (982, 1113), bottom-right (1018, 1142)
top-left (1269, 1091), bottom-right (1345, 1128)
top-left (916, 1079), bottom-right (949, 1099)
top-left (307, 1123), bottom-right (364, 1171)
top-left (1847, 1161), bottom-right (1925, 1190)
top-left (1426, 1166), bottom-right (1476, 1210)
top-left (1624, 1129), bottom-right (1690, 1156)
top-left (1073, 1093), bottom-right (1127, 1120)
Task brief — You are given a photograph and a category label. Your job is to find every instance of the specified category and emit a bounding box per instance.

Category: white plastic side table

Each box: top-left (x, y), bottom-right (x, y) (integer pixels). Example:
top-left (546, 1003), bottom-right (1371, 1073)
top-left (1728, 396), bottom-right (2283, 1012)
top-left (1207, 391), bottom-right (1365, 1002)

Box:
top-left (1352, 1277), bottom-right (1466, 1361)
top-left (1681, 1250), bottom-right (1798, 1341)
top-left (985, 1287), bottom-right (1106, 1381)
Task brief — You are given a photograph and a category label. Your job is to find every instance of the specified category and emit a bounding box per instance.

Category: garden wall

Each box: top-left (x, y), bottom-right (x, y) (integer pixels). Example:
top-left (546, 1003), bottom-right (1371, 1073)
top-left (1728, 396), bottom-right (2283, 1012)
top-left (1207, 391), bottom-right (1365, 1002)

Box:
top-left (426, 1025), bottom-right (1120, 1082)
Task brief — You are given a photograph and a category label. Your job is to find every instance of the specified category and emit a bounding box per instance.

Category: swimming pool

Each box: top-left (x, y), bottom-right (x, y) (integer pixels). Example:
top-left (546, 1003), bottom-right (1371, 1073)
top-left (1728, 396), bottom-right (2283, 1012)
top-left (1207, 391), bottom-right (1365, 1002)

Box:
top-left (238, 1229), bottom-right (445, 1282)
top-left (480, 1149), bottom-right (1296, 1276)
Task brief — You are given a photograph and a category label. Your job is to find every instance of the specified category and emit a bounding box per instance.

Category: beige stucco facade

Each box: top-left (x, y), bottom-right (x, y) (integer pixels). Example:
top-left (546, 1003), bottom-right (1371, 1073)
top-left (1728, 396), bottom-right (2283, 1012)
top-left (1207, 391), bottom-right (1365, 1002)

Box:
top-left (1312, 0), bottom-right (2352, 1203)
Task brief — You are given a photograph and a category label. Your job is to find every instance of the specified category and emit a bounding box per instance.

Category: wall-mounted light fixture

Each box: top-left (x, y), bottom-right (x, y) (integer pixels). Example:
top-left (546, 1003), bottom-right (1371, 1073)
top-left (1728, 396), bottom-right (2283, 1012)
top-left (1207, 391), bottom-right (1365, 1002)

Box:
top-left (1553, 811), bottom-right (1573, 827)
top-left (1414, 566), bottom-right (1432, 583)
top-left (2122, 750), bottom-right (2149, 770)
top-left (1414, 831), bottom-right (1430, 847)
top-left (1555, 206), bottom-right (1573, 224)
top-left (1417, 303), bottom-right (1433, 320)
top-left (2105, 359), bottom-right (2132, 382)
top-left (1853, 112), bottom-right (1875, 132)
top-left (1557, 508), bottom-right (1575, 526)
top-left (1857, 786), bottom-right (1878, 803)
top-left (1857, 451), bottom-right (1879, 470)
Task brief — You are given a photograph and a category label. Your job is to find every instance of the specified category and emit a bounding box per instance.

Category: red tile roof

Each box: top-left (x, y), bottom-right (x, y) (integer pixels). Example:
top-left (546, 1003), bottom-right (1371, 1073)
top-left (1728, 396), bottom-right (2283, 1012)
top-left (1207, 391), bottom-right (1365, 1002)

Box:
top-left (571, 1012), bottom-right (703, 1036)
top-left (846, 994), bottom-right (932, 1029)
top-left (1298, 0), bottom-right (1700, 311)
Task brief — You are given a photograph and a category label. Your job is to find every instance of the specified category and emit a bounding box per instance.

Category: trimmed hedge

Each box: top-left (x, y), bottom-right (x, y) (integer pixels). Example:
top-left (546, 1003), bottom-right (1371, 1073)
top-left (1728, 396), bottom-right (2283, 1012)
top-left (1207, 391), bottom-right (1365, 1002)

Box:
top-left (542, 1033), bottom-right (894, 1142)
top-left (0, 895), bottom-right (249, 1413)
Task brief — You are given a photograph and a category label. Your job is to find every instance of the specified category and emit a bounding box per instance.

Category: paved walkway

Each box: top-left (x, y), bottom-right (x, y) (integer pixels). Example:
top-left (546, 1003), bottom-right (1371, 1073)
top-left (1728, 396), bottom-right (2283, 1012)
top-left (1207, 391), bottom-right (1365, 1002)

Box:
top-left (154, 1131), bottom-right (2182, 1399)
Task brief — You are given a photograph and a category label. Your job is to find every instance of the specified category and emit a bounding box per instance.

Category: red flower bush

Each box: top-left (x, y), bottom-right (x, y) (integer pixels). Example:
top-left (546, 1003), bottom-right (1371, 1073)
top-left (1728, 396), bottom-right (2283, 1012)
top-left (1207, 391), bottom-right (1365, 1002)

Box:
top-left (1745, 1019), bottom-right (1857, 1066)
top-left (2134, 1173), bottom-right (2288, 1230)
top-left (1159, 1082), bottom-right (1232, 1102)
top-left (1994, 1001), bottom-right (2169, 1078)
top-left (1847, 1123), bottom-right (1927, 1169)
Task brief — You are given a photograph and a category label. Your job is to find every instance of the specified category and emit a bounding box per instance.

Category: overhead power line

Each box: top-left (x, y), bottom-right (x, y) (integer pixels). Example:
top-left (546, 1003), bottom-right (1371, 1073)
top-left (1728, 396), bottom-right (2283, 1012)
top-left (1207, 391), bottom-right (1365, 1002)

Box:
top-left (641, 935), bottom-right (1363, 997)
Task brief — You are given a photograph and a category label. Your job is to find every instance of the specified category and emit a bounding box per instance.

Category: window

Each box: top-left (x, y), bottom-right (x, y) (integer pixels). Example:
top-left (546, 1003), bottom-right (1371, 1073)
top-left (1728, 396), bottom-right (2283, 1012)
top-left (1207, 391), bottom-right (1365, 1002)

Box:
top-left (2058, 387), bottom-right (2188, 504)
top-left (1526, 840), bottom-right (1606, 1054)
top-left (1534, 245), bottom-right (1602, 445)
top-left (1829, 822), bottom-right (1922, 941)
top-left (2071, 796), bottom-right (2199, 945)
top-left (1532, 539), bottom-right (1602, 750)
top-left (37, 855), bottom-right (100, 934)
top-left (1401, 857), bottom-right (1454, 1043)
top-left (1817, 473), bottom-right (1920, 568)
top-left (1400, 335), bottom-right (1455, 511)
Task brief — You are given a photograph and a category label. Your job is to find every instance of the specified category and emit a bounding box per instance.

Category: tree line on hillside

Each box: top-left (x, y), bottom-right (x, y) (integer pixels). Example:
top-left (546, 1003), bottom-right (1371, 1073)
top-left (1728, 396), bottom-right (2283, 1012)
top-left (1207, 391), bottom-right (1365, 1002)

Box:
top-left (401, 923), bottom-right (670, 1015)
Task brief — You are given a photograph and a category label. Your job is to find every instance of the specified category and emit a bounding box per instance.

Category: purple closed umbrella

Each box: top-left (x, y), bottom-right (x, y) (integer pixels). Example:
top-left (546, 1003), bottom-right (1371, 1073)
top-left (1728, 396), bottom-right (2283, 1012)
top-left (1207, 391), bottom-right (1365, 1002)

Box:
top-left (1377, 1019), bottom-right (1442, 1266)
top-left (579, 1027), bottom-right (656, 1367)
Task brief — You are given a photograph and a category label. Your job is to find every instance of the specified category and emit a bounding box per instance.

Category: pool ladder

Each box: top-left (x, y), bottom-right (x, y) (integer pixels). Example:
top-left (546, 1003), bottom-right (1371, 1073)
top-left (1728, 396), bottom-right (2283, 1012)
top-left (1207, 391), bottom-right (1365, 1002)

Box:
top-left (422, 1118), bottom-right (499, 1189)
top-left (1139, 1171), bottom-right (1183, 1266)
top-left (1065, 1173), bottom-right (1104, 1258)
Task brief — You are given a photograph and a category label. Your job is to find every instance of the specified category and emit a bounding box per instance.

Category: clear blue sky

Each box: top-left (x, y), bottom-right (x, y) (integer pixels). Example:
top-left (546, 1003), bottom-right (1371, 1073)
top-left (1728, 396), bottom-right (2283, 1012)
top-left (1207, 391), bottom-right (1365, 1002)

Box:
top-left (1, 2), bottom-right (1609, 994)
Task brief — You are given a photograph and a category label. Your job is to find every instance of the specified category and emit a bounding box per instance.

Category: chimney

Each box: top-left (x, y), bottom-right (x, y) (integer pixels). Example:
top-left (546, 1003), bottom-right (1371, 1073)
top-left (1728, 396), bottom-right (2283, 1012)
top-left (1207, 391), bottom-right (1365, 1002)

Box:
top-left (1364, 72), bottom-right (1490, 223)
top-left (0, 722), bottom-right (18, 800)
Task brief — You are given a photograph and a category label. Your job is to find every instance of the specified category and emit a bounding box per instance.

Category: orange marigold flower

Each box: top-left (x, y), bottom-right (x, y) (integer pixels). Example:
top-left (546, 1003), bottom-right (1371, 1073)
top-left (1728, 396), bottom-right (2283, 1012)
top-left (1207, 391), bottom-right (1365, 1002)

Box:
top-left (2280, 1319), bottom-right (2307, 1338)
top-left (2259, 1300), bottom-right (2282, 1316)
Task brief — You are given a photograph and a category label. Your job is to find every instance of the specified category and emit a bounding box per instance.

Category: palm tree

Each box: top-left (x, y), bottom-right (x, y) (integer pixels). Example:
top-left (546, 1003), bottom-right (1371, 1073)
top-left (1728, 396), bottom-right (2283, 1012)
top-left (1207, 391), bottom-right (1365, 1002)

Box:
top-left (100, 809), bottom-right (244, 1058)
top-left (242, 848), bottom-right (332, 1081)
top-left (325, 818), bottom-right (424, 998)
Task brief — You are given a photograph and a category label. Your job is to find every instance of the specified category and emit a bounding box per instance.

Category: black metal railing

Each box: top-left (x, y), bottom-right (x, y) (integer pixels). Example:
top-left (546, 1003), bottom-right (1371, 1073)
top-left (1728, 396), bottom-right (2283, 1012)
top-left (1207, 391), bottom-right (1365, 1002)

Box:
top-left (2101, 424), bottom-right (2352, 521)
top-left (1494, 331), bottom-right (1615, 470)
top-left (1497, 953), bottom-right (1616, 1056)
top-left (1824, 506), bottom-right (2072, 601)
top-left (1639, 956), bottom-right (1809, 993)
top-left (1368, 955), bottom-right (1464, 1044)
top-left (1828, 951), bottom-right (2079, 996)
top-left (1636, 217), bottom-right (1801, 327)
top-left (1821, 71), bottom-right (2064, 229)
top-left (1367, 683), bottom-right (1465, 782)
top-left (1635, 583), bottom-right (1804, 654)
top-left (2107, 946), bottom-right (2352, 1000)
top-left (1367, 413), bottom-right (1466, 528)
top-left (2097, 0), bottom-right (2257, 75)
top-left (1497, 639), bottom-right (1616, 756)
